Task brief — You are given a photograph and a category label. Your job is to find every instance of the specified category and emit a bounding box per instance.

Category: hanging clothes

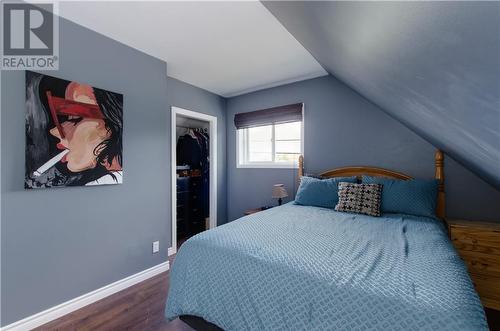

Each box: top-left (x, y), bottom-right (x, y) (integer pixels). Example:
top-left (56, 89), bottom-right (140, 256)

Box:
top-left (177, 130), bottom-right (202, 168)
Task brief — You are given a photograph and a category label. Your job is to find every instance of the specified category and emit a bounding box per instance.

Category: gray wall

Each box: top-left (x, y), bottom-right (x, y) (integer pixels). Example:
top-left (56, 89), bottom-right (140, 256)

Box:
top-left (264, 1), bottom-right (500, 189)
top-left (167, 76), bottom-right (227, 224)
top-left (226, 76), bottom-right (500, 222)
top-left (1, 3), bottom-right (497, 326)
top-left (0, 18), bottom-right (226, 326)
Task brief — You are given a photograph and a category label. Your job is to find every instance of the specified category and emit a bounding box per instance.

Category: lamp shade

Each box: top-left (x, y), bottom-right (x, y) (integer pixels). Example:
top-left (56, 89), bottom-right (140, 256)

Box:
top-left (272, 184), bottom-right (288, 199)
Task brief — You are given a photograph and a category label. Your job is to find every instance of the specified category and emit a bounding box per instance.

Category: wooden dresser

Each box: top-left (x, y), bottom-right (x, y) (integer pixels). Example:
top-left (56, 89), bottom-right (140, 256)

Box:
top-left (447, 218), bottom-right (500, 310)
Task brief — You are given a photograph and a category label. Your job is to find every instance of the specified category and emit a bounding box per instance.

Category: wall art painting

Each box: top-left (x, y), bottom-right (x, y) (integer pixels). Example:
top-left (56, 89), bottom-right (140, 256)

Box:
top-left (25, 71), bottom-right (123, 189)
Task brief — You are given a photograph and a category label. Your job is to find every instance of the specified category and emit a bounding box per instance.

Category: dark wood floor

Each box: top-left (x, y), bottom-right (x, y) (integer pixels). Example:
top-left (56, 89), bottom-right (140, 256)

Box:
top-left (35, 254), bottom-right (193, 331)
top-left (35, 253), bottom-right (500, 330)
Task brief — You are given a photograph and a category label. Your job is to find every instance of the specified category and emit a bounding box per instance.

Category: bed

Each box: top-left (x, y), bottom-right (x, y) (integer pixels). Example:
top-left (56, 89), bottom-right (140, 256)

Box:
top-left (165, 151), bottom-right (488, 330)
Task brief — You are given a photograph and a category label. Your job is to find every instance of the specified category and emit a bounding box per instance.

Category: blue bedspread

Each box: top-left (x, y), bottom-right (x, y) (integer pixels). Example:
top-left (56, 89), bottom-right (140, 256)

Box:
top-left (166, 203), bottom-right (487, 330)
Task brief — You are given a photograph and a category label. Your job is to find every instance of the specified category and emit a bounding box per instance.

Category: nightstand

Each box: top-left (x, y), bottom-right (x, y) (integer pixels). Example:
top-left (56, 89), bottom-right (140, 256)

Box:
top-left (244, 207), bottom-right (272, 216)
top-left (446, 218), bottom-right (500, 310)
top-left (244, 208), bottom-right (264, 216)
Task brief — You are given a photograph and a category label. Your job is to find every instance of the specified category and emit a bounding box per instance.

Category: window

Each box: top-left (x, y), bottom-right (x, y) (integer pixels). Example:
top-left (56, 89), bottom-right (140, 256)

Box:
top-left (237, 121), bottom-right (303, 168)
top-left (234, 102), bottom-right (303, 168)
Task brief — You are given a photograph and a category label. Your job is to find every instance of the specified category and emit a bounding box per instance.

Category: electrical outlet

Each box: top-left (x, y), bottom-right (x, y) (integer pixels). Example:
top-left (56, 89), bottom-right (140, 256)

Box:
top-left (152, 241), bottom-right (160, 253)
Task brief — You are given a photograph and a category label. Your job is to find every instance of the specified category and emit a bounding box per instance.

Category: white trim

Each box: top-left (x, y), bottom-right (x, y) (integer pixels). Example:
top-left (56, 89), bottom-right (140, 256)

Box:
top-left (0, 262), bottom-right (169, 331)
top-left (171, 106), bottom-right (217, 256)
top-left (236, 163), bottom-right (299, 169)
top-left (301, 103), bottom-right (305, 161)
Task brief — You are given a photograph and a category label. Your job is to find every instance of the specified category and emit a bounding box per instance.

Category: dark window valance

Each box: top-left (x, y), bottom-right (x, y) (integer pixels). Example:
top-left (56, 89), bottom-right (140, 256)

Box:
top-left (234, 103), bottom-right (303, 129)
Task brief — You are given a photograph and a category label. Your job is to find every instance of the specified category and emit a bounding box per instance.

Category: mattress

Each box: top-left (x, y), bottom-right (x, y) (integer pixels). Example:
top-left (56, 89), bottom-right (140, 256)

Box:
top-left (165, 203), bottom-right (487, 330)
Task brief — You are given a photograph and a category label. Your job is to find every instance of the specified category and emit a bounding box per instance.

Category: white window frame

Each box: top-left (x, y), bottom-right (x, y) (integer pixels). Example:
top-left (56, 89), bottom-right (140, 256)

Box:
top-left (236, 118), bottom-right (304, 169)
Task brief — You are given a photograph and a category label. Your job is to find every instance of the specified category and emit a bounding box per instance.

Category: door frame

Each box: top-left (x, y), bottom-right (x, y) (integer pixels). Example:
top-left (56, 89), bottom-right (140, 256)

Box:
top-left (169, 106), bottom-right (217, 256)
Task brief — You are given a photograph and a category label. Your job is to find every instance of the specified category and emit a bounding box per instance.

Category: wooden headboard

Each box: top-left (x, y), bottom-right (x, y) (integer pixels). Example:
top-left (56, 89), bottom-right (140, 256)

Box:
top-left (297, 150), bottom-right (445, 219)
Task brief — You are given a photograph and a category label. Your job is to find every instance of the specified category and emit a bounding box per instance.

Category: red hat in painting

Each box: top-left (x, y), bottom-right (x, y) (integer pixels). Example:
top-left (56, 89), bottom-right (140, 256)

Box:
top-left (46, 82), bottom-right (104, 138)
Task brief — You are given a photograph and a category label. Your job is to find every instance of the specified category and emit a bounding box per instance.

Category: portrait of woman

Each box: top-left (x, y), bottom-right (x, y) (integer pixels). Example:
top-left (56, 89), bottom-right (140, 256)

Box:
top-left (25, 71), bottom-right (123, 189)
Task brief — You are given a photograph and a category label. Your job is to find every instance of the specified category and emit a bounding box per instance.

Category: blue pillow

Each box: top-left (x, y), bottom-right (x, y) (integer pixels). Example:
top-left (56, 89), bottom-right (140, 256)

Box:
top-left (294, 176), bottom-right (357, 209)
top-left (362, 176), bottom-right (438, 218)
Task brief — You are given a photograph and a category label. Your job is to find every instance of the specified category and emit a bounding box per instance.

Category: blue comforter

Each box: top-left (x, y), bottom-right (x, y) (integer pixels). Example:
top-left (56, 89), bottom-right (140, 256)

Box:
top-left (166, 203), bottom-right (487, 330)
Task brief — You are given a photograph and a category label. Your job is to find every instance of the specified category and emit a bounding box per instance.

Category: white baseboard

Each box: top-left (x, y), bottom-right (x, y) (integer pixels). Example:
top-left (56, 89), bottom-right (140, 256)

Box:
top-left (1, 261), bottom-right (169, 331)
top-left (168, 246), bottom-right (176, 256)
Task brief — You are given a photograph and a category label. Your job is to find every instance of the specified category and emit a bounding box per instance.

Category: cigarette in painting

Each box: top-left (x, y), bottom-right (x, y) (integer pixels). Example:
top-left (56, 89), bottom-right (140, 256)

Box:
top-left (33, 149), bottom-right (70, 177)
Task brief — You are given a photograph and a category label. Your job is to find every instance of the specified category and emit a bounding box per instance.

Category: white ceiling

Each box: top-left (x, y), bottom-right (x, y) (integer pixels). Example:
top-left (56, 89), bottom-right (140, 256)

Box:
top-left (58, 1), bottom-right (327, 97)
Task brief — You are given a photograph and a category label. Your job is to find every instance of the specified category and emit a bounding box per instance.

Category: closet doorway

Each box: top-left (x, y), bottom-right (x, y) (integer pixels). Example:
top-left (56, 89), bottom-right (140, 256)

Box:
top-left (170, 107), bottom-right (217, 256)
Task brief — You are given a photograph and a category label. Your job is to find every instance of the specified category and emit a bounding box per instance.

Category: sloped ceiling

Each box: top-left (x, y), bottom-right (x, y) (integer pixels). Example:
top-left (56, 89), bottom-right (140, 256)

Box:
top-left (263, 1), bottom-right (500, 188)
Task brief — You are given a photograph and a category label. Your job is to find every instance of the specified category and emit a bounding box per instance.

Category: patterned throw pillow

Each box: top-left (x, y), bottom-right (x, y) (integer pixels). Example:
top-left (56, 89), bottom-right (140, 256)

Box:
top-left (335, 182), bottom-right (383, 217)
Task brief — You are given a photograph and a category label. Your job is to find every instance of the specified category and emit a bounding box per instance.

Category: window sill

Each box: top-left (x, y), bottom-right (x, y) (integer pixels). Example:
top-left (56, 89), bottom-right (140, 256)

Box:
top-left (237, 163), bottom-right (299, 169)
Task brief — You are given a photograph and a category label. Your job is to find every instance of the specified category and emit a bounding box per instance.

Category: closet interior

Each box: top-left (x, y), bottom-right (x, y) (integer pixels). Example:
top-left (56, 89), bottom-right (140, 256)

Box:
top-left (176, 114), bottom-right (210, 246)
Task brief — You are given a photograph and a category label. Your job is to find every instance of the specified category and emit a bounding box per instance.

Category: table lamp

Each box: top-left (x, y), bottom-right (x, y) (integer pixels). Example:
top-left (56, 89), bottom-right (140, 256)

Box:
top-left (272, 184), bottom-right (288, 206)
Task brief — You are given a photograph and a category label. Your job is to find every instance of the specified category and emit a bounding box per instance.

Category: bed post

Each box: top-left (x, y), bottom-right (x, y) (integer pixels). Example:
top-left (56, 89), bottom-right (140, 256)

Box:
top-left (297, 155), bottom-right (304, 193)
top-left (435, 150), bottom-right (445, 219)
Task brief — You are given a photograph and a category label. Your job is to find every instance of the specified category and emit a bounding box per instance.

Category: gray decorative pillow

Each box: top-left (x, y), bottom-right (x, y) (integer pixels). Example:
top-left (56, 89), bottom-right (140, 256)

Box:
top-left (335, 182), bottom-right (383, 217)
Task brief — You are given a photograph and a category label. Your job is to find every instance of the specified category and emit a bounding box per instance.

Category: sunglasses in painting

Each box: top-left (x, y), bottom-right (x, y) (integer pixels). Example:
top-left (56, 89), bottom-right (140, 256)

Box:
top-left (46, 91), bottom-right (104, 139)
